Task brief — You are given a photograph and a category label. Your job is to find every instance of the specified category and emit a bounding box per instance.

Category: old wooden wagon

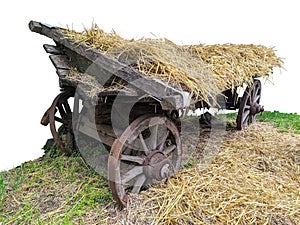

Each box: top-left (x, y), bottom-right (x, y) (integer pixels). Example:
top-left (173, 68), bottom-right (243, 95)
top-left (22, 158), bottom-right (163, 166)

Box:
top-left (29, 21), bottom-right (266, 206)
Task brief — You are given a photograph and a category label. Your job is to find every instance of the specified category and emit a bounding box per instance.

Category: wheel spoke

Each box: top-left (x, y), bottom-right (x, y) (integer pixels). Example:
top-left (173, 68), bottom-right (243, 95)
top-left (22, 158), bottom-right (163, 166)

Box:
top-left (251, 88), bottom-right (255, 101)
top-left (131, 174), bottom-right (147, 194)
top-left (163, 144), bottom-right (176, 155)
top-left (57, 105), bottom-right (67, 119)
top-left (254, 86), bottom-right (260, 99)
top-left (245, 93), bottom-right (251, 105)
top-left (54, 116), bottom-right (68, 124)
top-left (139, 133), bottom-right (149, 154)
top-left (149, 125), bottom-right (158, 150)
top-left (249, 90), bottom-right (254, 104)
top-left (254, 94), bottom-right (260, 103)
top-left (120, 154), bottom-right (144, 164)
top-left (242, 110), bottom-right (250, 125)
top-left (63, 101), bottom-right (72, 115)
top-left (121, 166), bottom-right (143, 185)
top-left (158, 130), bottom-right (169, 151)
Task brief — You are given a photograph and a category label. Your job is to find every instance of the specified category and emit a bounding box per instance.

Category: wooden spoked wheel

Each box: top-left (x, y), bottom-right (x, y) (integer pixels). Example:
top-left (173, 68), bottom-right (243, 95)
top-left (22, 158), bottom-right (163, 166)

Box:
top-left (236, 80), bottom-right (264, 130)
top-left (41, 89), bottom-right (75, 155)
top-left (108, 114), bottom-right (182, 207)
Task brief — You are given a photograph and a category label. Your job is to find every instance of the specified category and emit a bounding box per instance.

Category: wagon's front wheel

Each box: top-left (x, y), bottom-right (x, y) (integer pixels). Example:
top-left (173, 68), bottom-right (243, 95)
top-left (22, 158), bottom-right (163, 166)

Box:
top-left (108, 115), bottom-right (182, 207)
top-left (236, 79), bottom-right (264, 130)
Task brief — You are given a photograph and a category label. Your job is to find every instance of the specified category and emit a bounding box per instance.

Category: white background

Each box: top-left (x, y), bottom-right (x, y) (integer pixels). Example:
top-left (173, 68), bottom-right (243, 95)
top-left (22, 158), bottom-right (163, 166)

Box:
top-left (1, 0), bottom-right (299, 171)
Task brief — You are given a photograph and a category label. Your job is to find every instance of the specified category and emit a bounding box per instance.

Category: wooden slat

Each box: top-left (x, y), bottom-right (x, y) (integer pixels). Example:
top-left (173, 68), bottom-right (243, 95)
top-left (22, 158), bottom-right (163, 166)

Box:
top-left (49, 55), bottom-right (71, 70)
top-left (43, 44), bottom-right (62, 54)
top-left (160, 95), bottom-right (185, 110)
top-left (56, 69), bottom-right (70, 77)
top-left (120, 155), bottom-right (144, 164)
top-left (76, 114), bottom-right (117, 146)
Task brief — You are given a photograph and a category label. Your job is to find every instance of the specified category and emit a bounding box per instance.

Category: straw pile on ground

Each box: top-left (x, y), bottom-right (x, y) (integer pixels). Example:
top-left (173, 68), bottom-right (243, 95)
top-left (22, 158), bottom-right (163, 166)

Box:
top-left (62, 24), bottom-right (283, 104)
top-left (105, 123), bottom-right (300, 225)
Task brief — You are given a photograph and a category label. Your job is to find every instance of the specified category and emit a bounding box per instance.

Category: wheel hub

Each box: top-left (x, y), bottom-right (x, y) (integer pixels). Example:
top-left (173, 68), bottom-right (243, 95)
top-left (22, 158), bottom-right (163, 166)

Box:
top-left (144, 151), bottom-right (175, 181)
top-left (250, 102), bottom-right (264, 115)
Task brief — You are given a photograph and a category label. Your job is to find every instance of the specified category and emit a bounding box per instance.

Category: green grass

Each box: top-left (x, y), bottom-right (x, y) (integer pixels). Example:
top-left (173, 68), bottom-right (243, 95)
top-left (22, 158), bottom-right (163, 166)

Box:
top-left (217, 110), bottom-right (300, 134)
top-left (256, 111), bottom-right (300, 134)
top-left (0, 172), bottom-right (6, 211)
top-left (0, 152), bottom-right (113, 224)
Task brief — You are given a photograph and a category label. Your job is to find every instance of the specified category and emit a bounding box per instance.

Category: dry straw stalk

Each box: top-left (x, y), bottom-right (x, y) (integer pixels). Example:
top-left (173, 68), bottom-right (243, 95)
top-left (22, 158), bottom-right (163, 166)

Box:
top-left (107, 123), bottom-right (300, 225)
top-left (62, 24), bottom-right (283, 104)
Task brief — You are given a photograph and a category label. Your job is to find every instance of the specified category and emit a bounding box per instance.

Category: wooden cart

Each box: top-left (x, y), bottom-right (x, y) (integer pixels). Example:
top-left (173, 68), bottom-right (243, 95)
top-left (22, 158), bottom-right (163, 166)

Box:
top-left (29, 21), bottom-right (264, 206)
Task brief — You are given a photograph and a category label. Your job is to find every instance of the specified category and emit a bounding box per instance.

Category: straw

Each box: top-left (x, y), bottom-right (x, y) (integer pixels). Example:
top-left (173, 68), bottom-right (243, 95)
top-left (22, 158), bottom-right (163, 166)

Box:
top-left (106, 123), bottom-right (300, 224)
top-left (61, 24), bottom-right (283, 105)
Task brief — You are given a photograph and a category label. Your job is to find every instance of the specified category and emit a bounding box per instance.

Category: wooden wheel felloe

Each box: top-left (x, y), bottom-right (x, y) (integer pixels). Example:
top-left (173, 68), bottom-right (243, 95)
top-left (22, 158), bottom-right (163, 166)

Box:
top-left (108, 114), bottom-right (182, 207)
top-left (236, 80), bottom-right (264, 130)
top-left (41, 89), bottom-right (75, 155)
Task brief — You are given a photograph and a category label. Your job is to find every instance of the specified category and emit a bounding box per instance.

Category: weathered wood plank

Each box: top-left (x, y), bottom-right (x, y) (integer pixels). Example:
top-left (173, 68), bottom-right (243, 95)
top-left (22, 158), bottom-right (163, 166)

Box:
top-left (160, 95), bottom-right (185, 110)
top-left (43, 44), bottom-right (62, 54)
top-left (56, 69), bottom-right (70, 77)
top-left (76, 114), bottom-right (116, 146)
top-left (49, 55), bottom-right (71, 70)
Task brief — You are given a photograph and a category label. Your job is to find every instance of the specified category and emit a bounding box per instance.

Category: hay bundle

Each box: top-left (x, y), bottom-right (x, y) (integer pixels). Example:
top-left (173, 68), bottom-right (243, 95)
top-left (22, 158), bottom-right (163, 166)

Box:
top-left (62, 24), bottom-right (283, 103)
top-left (190, 44), bottom-right (283, 90)
top-left (107, 123), bottom-right (300, 224)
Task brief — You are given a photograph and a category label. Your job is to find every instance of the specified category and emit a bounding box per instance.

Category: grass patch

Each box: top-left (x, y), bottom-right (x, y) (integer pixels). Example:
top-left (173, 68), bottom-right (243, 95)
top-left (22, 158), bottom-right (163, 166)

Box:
top-left (217, 110), bottom-right (300, 133)
top-left (0, 172), bottom-right (6, 211)
top-left (0, 152), bottom-right (112, 224)
top-left (257, 110), bottom-right (300, 134)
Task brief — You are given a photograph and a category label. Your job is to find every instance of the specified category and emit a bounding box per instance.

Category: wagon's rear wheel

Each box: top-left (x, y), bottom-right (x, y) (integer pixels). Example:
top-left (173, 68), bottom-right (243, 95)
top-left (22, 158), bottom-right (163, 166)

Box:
top-left (41, 89), bottom-right (75, 155)
top-left (108, 114), bottom-right (182, 207)
top-left (236, 80), bottom-right (264, 130)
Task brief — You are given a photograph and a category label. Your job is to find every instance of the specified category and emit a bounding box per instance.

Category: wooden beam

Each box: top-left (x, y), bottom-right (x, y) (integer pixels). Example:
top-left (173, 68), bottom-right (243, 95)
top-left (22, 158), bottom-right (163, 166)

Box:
top-left (49, 55), bottom-right (71, 70)
top-left (76, 114), bottom-right (116, 146)
top-left (56, 69), bottom-right (70, 77)
top-left (43, 44), bottom-right (62, 54)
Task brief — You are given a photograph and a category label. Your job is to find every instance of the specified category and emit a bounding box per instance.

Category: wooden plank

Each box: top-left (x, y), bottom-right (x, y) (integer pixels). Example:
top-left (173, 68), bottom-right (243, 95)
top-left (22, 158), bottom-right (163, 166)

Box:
top-left (160, 95), bottom-right (185, 110)
top-left (56, 69), bottom-right (70, 78)
top-left (97, 89), bottom-right (139, 97)
top-left (49, 55), bottom-right (71, 70)
top-left (29, 21), bottom-right (188, 109)
top-left (76, 115), bottom-right (116, 146)
top-left (78, 114), bottom-right (117, 137)
top-left (59, 78), bottom-right (75, 89)
top-left (43, 44), bottom-right (62, 54)
top-left (77, 123), bottom-right (115, 147)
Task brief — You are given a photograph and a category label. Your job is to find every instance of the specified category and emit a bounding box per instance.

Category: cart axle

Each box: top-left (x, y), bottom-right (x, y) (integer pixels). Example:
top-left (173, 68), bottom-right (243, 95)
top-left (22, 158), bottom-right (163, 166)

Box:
top-left (250, 102), bottom-right (264, 115)
top-left (144, 151), bottom-right (175, 181)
